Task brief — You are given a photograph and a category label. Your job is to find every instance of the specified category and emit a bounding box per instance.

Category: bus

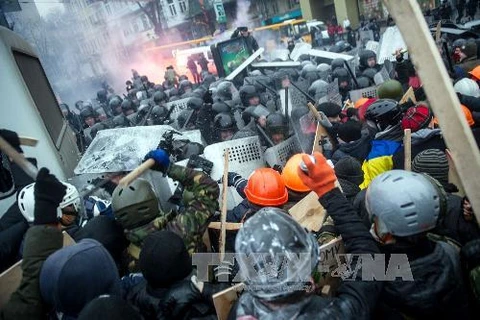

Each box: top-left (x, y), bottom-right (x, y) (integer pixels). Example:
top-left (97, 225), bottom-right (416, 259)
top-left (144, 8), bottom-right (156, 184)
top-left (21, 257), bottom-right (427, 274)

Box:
top-left (253, 19), bottom-right (312, 45)
top-left (0, 26), bottom-right (80, 213)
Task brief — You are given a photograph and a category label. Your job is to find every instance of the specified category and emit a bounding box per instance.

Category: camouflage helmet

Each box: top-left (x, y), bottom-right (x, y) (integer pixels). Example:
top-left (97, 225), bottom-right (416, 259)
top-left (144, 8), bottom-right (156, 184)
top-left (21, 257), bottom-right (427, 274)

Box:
top-left (112, 178), bottom-right (159, 229)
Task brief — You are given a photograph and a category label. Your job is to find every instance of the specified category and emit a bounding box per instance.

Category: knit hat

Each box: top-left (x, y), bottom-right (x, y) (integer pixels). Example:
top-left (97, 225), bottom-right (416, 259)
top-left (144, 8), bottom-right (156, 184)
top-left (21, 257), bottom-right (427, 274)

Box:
top-left (401, 104), bottom-right (433, 132)
top-left (412, 149), bottom-right (449, 186)
top-left (337, 120), bottom-right (362, 142)
top-left (139, 230), bottom-right (192, 288)
top-left (334, 156), bottom-right (364, 186)
top-left (317, 102), bottom-right (342, 118)
top-left (40, 239), bottom-right (121, 317)
top-left (78, 295), bottom-right (141, 320)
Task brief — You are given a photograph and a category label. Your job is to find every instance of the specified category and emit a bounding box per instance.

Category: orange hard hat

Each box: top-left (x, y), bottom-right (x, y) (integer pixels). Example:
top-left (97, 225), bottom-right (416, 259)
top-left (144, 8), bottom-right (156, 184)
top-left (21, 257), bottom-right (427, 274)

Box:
top-left (469, 66), bottom-right (480, 81)
top-left (354, 97), bottom-right (369, 109)
top-left (462, 104), bottom-right (475, 126)
top-left (434, 104), bottom-right (474, 127)
top-left (244, 168), bottom-right (288, 206)
top-left (281, 154), bottom-right (311, 193)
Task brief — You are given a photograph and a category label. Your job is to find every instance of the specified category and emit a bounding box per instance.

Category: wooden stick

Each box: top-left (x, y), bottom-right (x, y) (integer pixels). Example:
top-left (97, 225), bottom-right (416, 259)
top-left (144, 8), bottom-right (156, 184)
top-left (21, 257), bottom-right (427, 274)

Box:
top-left (208, 222), bottom-right (243, 231)
top-left (219, 149), bottom-right (229, 261)
top-left (18, 136), bottom-right (38, 147)
top-left (118, 159), bottom-right (155, 187)
top-left (399, 86), bottom-right (416, 104)
top-left (383, 0), bottom-right (480, 225)
top-left (0, 136), bottom-right (38, 179)
top-left (404, 129), bottom-right (412, 171)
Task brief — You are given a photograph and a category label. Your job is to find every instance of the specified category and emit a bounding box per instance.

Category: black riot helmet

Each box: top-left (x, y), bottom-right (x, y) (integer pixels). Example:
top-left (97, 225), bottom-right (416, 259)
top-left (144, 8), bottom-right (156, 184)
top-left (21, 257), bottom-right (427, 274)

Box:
top-left (96, 89), bottom-right (108, 103)
top-left (365, 99), bottom-right (403, 130)
top-left (215, 81), bottom-right (235, 102)
top-left (239, 85), bottom-right (259, 107)
top-left (332, 67), bottom-right (350, 85)
top-left (121, 99), bottom-right (136, 114)
top-left (359, 50), bottom-right (377, 69)
top-left (266, 113), bottom-right (288, 140)
top-left (331, 58), bottom-right (346, 71)
top-left (109, 97), bottom-right (123, 116)
top-left (214, 112), bottom-right (236, 131)
top-left (112, 115), bottom-right (130, 128)
top-left (178, 80), bottom-right (193, 95)
top-left (187, 97), bottom-right (204, 111)
top-left (151, 105), bottom-right (168, 125)
top-left (153, 91), bottom-right (166, 105)
top-left (212, 101), bottom-right (231, 114)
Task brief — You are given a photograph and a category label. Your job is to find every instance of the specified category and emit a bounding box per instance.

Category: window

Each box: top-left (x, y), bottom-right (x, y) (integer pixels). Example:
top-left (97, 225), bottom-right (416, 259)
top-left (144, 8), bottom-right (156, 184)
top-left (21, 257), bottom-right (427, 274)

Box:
top-left (105, 3), bottom-right (112, 14)
top-left (179, 0), bottom-right (187, 13)
top-left (133, 21), bottom-right (139, 32)
top-left (167, 0), bottom-right (177, 16)
top-left (13, 52), bottom-right (65, 148)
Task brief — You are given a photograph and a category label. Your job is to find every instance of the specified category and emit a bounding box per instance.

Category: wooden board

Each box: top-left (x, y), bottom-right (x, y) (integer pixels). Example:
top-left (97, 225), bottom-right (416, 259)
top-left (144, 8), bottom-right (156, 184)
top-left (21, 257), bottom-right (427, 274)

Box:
top-left (0, 231), bottom-right (76, 309)
top-left (208, 222), bottom-right (243, 231)
top-left (0, 260), bottom-right (22, 308)
top-left (212, 282), bottom-right (245, 320)
top-left (316, 238), bottom-right (345, 293)
top-left (288, 191), bottom-right (326, 232)
top-left (384, 0), bottom-right (480, 224)
top-left (18, 136), bottom-right (38, 147)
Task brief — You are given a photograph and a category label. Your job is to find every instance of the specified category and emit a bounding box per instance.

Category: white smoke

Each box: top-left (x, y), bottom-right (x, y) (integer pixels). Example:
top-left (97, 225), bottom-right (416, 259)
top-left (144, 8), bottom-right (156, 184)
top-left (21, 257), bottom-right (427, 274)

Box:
top-left (234, 0), bottom-right (253, 29)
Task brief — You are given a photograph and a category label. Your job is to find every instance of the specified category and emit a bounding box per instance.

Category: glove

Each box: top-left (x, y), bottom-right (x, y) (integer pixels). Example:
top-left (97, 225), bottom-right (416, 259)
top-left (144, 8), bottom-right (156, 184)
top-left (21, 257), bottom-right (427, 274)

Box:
top-left (34, 168), bottom-right (66, 225)
top-left (161, 276), bottom-right (203, 319)
top-left (144, 148), bottom-right (170, 173)
top-left (227, 172), bottom-right (243, 187)
top-left (0, 129), bottom-right (22, 153)
top-left (297, 152), bottom-right (337, 198)
top-left (318, 111), bottom-right (332, 128)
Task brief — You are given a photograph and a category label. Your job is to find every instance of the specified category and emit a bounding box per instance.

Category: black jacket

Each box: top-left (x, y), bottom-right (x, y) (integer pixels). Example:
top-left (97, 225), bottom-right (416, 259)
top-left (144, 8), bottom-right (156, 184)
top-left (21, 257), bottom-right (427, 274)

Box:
top-left (123, 275), bottom-right (217, 320)
top-left (376, 238), bottom-right (471, 319)
top-left (234, 188), bottom-right (382, 319)
top-left (332, 125), bottom-right (377, 163)
top-left (392, 129), bottom-right (446, 170)
top-left (434, 194), bottom-right (480, 246)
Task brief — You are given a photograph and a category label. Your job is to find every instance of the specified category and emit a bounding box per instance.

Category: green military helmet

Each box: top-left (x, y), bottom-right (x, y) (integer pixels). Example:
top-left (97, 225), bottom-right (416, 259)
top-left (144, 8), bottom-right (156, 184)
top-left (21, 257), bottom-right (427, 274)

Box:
top-left (112, 178), bottom-right (160, 229)
top-left (377, 80), bottom-right (404, 101)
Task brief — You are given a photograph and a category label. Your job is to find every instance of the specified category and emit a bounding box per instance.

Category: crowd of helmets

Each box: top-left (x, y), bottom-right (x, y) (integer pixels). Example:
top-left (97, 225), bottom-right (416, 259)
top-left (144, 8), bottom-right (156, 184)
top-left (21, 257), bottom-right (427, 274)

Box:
top-left (7, 32), bottom-right (480, 319)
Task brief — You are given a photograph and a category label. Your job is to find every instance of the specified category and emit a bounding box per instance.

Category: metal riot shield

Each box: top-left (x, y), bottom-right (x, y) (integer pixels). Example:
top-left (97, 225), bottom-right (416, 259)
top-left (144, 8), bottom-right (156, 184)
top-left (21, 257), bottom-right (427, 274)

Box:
top-left (291, 108), bottom-right (316, 154)
top-left (349, 85), bottom-right (378, 103)
top-left (264, 136), bottom-right (302, 169)
top-left (74, 125), bottom-right (203, 174)
top-left (373, 66), bottom-right (391, 86)
top-left (378, 26), bottom-right (407, 64)
top-left (165, 98), bottom-right (191, 121)
top-left (326, 78), bottom-right (343, 106)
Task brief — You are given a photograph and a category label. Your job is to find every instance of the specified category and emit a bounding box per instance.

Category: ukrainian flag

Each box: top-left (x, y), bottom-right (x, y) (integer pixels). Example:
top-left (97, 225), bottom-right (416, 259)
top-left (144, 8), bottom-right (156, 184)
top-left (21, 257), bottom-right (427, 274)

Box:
top-left (360, 139), bottom-right (401, 189)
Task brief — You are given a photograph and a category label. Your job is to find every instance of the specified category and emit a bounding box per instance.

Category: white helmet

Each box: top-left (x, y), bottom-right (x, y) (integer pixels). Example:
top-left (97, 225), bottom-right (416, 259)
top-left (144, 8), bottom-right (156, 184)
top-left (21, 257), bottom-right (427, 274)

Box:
top-left (18, 182), bottom-right (81, 223)
top-left (454, 78), bottom-right (480, 98)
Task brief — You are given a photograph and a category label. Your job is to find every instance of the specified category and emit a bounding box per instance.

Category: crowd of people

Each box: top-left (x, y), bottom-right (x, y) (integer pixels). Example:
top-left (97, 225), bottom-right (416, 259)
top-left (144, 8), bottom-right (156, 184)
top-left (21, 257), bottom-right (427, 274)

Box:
top-left (2, 11), bottom-right (480, 320)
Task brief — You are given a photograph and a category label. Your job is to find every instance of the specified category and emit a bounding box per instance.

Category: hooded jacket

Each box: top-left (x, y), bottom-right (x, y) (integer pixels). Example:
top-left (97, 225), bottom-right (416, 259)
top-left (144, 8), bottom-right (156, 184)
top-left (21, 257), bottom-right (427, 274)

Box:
top-left (377, 239), bottom-right (470, 319)
top-left (392, 129), bottom-right (446, 170)
top-left (0, 225), bottom-right (63, 320)
top-left (39, 239), bottom-right (121, 318)
top-left (332, 124), bottom-right (377, 163)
